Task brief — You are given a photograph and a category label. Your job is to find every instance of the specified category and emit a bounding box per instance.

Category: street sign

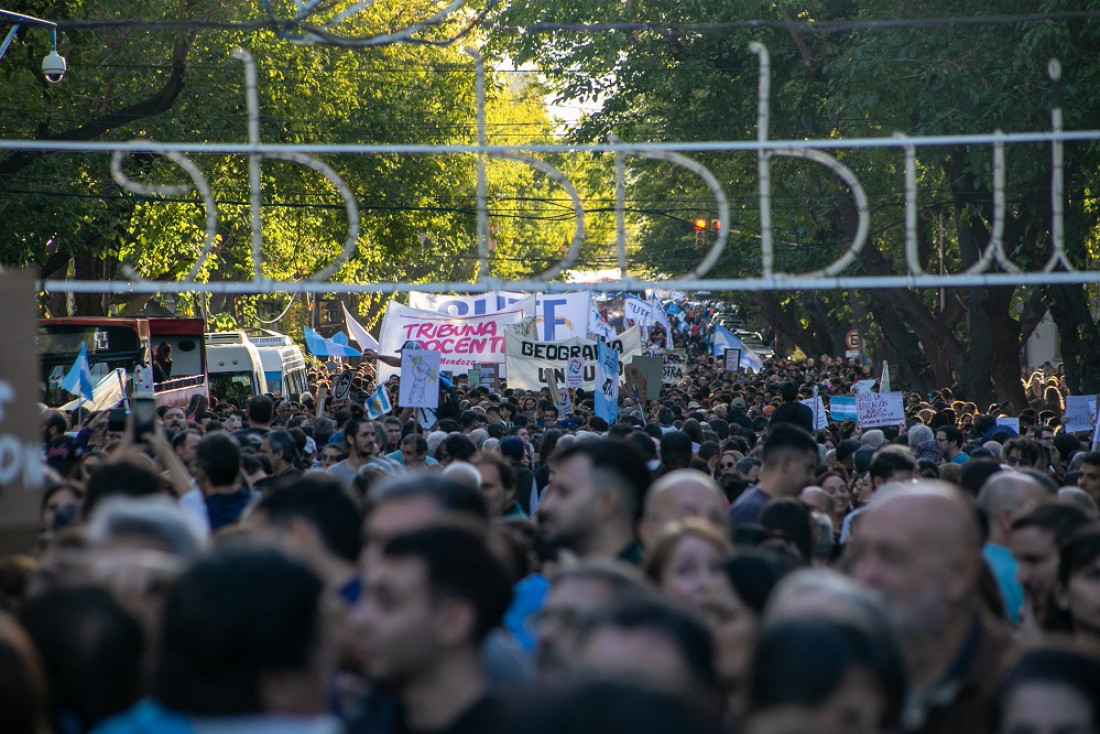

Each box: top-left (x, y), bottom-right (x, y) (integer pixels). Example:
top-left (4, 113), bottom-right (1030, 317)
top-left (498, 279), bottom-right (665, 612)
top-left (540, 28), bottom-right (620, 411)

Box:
top-left (846, 330), bottom-right (861, 351)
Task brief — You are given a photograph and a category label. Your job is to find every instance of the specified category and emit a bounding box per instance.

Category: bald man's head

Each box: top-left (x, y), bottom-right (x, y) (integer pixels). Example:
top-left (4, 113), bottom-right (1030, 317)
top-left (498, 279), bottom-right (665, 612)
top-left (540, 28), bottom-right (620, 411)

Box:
top-left (847, 482), bottom-right (982, 638)
top-left (977, 472), bottom-right (1049, 545)
top-left (640, 470), bottom-right (726, 546)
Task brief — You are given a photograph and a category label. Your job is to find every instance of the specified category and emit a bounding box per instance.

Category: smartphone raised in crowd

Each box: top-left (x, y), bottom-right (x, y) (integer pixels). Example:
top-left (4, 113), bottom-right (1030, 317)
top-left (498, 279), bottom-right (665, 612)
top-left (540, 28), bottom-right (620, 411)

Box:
top-left (132, 397), bottom-right (157, 440)
top-left (107, 408), bottom-right (128, 434)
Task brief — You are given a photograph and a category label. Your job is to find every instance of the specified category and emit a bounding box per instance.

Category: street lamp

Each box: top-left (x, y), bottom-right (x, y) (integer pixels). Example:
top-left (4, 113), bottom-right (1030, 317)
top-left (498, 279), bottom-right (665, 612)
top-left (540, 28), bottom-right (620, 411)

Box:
top-left (0, 10), bottom-right (66, 83)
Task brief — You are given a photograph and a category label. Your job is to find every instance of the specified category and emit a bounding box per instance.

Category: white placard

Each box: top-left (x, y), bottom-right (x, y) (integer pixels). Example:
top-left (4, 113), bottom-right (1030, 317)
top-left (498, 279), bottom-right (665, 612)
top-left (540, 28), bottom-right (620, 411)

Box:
top-left (566, 356), bottom-right (585, 388)
top-left (1064, 395), bottom-right (1097, 434)
top-left (856, 391), bottom-right (905, 428)
top-left (995, 416), bottom-right (1020, 434)
top-left (399, 350), bottom-right (441, 409)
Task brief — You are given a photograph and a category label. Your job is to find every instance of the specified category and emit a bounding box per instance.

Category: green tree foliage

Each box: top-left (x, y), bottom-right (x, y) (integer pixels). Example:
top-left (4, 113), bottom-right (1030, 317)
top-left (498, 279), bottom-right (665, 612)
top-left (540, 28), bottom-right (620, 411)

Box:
top-left (496, 0), bottom-right (1100, 404)
top-left (0, 0), bottom-right (596, 336)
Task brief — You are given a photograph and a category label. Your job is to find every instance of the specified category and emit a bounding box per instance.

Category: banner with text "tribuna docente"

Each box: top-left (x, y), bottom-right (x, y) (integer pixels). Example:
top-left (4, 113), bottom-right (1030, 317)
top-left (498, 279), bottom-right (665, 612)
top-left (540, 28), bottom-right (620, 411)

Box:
top-left (504, 326), bottom-right (642, 391)
top-left (378, 298), bottom-right (536, 381)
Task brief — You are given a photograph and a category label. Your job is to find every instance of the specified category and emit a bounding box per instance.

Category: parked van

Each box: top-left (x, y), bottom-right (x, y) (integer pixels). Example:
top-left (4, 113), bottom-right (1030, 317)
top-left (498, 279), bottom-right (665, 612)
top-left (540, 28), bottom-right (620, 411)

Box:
top-left (205, 332), bottom-right (268, 406)
top-left (244, 329), bottom-right (309, 400)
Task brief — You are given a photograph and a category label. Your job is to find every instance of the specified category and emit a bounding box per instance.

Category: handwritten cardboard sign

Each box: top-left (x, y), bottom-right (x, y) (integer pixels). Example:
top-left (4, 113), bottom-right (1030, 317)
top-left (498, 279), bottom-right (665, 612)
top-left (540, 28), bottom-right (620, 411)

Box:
top-left (856, 391), bottom-right (905, 428)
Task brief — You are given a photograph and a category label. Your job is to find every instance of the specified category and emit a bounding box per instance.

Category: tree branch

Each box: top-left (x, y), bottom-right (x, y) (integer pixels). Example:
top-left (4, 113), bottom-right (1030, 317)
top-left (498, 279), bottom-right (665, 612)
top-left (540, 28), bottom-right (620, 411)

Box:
top-left (0, 37), bottom-right (191, 179)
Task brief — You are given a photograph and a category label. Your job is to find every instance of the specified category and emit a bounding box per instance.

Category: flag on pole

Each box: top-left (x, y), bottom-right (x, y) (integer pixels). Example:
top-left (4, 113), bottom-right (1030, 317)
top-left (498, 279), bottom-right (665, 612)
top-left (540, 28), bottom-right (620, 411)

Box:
top-left (648, 293), bottom-right (674, 347)
top-left (594, 340), bottom-right (619, 425)
top-left (304, 327), bottom-right (363, 358)
top-left (61, 343), bottom-right (95, 402)
top-left (343, 302), bottom-right (380, 352)
top-left (711, 325), bottom-right (764, 370)
top-left (366, 383), bottom-right (393, 420)
top-left (589, 307), bottom-right (614, 340)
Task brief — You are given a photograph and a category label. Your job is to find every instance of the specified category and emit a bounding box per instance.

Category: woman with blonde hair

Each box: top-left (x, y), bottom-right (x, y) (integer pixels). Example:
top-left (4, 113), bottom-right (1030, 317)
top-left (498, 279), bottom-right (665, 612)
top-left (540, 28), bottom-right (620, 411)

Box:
top-left (643, 518), bottom-right (732, 612)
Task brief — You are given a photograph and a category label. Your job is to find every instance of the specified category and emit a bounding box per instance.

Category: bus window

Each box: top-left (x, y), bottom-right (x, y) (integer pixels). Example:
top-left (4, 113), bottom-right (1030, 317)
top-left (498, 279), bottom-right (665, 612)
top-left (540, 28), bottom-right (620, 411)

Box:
top-left (209, 372), bottom-right (255, 407)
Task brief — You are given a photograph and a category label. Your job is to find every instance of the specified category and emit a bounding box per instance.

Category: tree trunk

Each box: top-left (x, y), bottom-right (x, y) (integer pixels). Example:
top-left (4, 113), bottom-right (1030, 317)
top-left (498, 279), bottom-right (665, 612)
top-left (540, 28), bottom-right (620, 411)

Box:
top-left (1046, 283), bottom-right (1100, 395)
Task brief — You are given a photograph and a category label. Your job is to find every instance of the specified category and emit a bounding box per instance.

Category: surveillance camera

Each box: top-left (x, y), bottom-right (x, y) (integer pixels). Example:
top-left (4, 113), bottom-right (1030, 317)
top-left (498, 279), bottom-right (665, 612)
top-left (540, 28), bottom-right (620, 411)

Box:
top-left (42, 50), bottom-right (66, 83)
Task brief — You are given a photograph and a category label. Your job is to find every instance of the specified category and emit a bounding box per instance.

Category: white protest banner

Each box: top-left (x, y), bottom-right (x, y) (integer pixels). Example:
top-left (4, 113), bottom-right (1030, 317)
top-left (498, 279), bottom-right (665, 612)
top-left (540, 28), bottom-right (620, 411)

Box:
top-left (829, 395), bottom-right (858, 422)
top-left (504, 326), bottom-right (642, 391)
top-left (399, 349), bottom-right (442, 409)
top-left (409, 290), bottom-right (527, 314)
top-left (1063, 395), bottom-right (1097, 434)
top-left (409, 291), bottom-right (590, 341)
top-left (856, 391), bottom-right (905, 428)
top-left (801, 396), bottom-right (829, 431)
top-left (378, 298), bottom-right (534, 381)
top-left (995, 416), bottom-right (1021, 435)
top-left (622, 295), bottom-right (654, 325)
top-left (662, 349), bottom-right (687, 385)
top-left (534, 292), bottom-right (591, 341)
top-left (0, 272), bottom-right (46, 554)
top-left (566, 356), bottom-right (585, 388)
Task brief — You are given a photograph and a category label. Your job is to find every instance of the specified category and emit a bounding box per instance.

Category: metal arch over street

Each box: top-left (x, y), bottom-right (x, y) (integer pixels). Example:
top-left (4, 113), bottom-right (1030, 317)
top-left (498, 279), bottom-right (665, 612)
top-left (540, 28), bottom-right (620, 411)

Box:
top-left (3, 43), bottom-right (1099, 295)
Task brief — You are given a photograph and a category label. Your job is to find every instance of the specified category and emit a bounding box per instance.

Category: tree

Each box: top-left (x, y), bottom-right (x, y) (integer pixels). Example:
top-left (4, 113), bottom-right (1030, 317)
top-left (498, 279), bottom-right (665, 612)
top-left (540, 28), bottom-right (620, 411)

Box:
top-left (496, 0), bottom-right (1100, 405)
top-left (1, 0), bottom-right (592, 336)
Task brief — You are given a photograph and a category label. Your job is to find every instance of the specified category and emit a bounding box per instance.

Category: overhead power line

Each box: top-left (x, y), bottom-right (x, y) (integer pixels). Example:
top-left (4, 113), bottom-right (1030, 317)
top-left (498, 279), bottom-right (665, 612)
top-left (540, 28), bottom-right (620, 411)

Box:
top-left (49, 10), bottom-right (1100, 36)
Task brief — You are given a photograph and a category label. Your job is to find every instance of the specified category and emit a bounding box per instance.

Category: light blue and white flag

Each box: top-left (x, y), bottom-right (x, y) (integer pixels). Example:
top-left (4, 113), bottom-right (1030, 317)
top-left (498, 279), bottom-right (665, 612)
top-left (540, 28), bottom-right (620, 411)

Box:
top-left (61, 343), bottom-right (95, 402)
top-left (594, 340), bottom-right (619, 425)
top-left (589, 307), bottom-right (615, 340)
top-left (366, 384), bottom-right (393, 419)
top-left (711, 325), bottom-right (764, 370)
top-left (304, 327), bottom-right (363, 358)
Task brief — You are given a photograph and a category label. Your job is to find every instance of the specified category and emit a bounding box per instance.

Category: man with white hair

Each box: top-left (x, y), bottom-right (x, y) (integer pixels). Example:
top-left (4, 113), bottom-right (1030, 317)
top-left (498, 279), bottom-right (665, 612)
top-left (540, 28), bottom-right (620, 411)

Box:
top-left (907, 424), bottom-right (934, 452)
top-left (860, 429), bottom-right (886, 449)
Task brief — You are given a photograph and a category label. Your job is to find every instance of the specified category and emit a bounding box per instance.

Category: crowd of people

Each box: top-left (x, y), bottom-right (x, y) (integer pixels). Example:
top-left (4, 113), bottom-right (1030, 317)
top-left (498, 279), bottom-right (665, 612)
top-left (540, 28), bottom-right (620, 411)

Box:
top-left (5, 316), bottom-right (1100, 734)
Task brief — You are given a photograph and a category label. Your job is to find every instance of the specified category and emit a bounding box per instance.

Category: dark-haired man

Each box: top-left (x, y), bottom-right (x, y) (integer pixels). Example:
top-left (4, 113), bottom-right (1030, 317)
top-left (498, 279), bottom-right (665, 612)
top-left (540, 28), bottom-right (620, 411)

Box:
top-left (728, 424), bottom-right (818, 525)
top-left (328, 417), bottom-right (402, 488)
top-left (250, 474), bottom-right (364, 603)
top-left (1077, 452), bottom-right (1100, 503)
top-left (537, 440), bottom-right (652, 564)
top-left (95, 547), bottom-right (336, 733)
top-left (255, 429), bottom-right (301, 492)
top-left (349, 526), bottom-right (513, 734)
top-left (194, 432), bottom-right (251, 532)
top-left (474, 455), bottom-right (525, 519)
top-left (936, 425), bottom-right (968, 464)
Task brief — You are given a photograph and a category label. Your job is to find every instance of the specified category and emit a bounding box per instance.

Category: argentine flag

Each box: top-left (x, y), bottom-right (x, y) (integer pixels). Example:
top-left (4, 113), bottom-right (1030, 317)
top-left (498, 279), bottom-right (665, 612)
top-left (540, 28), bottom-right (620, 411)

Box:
top-left (366, 384), bottom-right (393, 419)
top-left (712, 325), bottom-right (765, 370)
top-left (304, 327), bottom-right (363, 358)
top-left (61, 343), bottom-right (95, 402)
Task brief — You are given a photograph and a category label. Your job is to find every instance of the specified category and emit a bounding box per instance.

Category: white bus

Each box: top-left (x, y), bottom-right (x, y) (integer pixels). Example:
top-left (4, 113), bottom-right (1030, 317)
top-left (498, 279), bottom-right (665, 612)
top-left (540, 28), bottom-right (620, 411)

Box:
top-left (205, 332), bottom-right (268, 406)
top-left (244, 329), bottom-right (310, 401)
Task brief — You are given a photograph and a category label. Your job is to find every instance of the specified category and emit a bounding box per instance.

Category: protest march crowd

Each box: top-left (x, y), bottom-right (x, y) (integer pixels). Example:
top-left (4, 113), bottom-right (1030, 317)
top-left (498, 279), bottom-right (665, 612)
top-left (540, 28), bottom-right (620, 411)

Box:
top-left (4, 294), bottom-right (1100, 734)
